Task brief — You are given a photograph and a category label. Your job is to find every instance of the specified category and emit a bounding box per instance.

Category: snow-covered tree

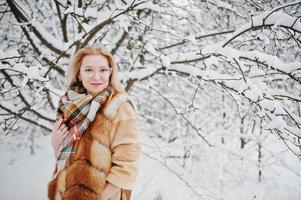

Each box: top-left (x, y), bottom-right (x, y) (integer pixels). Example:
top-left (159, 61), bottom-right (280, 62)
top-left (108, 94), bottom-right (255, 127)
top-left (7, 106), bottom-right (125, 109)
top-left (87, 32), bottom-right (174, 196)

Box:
top-left (1, 0), bottom-right (300, 199)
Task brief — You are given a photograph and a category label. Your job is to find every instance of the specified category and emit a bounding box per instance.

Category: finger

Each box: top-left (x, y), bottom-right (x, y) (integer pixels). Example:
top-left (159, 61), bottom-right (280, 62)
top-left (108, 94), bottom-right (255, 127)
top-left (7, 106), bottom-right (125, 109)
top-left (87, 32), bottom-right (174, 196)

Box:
top-left (53, 123), bottom-right (61, 133)
top-left (63, 131), bottom-right (68, 138)
top-left (61, 126), bottom-right (68, 133)
top-left (60, 131), bottom-right (69, 140)
top-left (57, 126), bottom-right (66, 134)
top-left (59, 122), bottom-right (66, 130)
top-left (54, 117), bottom-right (63, 129)
top-left (57, 116), bottom-right (63, 124)
top-left (55, 126), bottom-right (62, 134)
top-left (56, 116), bottom-right (62, 122)
top-left (53, 120), bottom-right (59, 130)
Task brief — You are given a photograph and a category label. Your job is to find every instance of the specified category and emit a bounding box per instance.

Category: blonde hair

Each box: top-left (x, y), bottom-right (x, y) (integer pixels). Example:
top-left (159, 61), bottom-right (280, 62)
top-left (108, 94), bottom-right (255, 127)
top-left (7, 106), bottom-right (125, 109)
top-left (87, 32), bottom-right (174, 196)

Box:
top-left (65, 44), bottom-right (126, 94)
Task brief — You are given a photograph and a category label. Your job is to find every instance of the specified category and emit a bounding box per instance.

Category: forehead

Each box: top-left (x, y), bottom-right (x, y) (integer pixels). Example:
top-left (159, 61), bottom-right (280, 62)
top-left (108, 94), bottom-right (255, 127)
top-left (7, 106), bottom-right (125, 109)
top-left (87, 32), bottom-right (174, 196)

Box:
top-left (81, 54), bottom-right (109, 67)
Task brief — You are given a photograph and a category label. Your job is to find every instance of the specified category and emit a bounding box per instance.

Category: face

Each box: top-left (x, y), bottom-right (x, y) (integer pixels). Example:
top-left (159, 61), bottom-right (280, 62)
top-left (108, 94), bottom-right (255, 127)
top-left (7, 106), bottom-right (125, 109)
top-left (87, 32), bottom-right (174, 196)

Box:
top-left (78, 54), bottom-right (112, 96)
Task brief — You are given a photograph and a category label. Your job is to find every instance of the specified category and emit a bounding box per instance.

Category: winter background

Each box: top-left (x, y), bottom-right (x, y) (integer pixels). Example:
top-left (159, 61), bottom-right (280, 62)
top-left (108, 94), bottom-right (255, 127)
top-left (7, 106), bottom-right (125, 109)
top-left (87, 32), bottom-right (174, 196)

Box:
top-left (0, 0), bottom-right (301, 199)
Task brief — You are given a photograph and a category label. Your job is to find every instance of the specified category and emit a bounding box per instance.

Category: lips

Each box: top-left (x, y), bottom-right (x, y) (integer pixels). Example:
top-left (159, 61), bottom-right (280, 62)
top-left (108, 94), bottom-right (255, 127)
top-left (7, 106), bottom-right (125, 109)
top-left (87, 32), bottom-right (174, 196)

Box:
top-left (91, 83), bottom-right (102, 87)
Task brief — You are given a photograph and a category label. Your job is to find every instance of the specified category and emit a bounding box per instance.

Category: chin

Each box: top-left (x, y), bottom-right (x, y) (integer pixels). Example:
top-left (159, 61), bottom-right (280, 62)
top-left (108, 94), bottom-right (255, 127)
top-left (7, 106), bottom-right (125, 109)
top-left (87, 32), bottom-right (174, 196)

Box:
top-left (88, 88), bottom-right (105, 95)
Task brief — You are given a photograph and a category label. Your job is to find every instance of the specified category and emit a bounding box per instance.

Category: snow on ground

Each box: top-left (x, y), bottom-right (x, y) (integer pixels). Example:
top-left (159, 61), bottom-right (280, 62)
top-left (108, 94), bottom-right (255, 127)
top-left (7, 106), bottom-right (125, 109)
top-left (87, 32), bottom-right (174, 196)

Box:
top-left (0, 133), bottom-right (301, 200)
top-left (0, 133), bottom-right (188, 200)
top-left (0, 135), bottom-right (54, 199)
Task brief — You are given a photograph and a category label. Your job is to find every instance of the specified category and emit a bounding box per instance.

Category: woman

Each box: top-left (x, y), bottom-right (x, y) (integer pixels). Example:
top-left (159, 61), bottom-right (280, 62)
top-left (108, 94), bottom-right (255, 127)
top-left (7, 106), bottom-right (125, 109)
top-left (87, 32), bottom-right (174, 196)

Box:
top-left (48, 44), bottom-right (141, 200)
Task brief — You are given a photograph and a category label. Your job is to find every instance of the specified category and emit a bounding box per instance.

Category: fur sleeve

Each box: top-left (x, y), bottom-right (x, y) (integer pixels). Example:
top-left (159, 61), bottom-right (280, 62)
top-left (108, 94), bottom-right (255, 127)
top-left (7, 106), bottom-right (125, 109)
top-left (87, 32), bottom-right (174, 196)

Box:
top-left (106, 102), bottom-right (141, 190)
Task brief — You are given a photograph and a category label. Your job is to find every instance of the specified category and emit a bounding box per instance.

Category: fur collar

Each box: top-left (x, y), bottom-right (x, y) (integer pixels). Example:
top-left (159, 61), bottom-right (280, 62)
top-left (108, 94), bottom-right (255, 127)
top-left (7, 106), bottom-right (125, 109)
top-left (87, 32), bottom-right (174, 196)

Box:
top-left (103, 92), bottom-right (128, 120)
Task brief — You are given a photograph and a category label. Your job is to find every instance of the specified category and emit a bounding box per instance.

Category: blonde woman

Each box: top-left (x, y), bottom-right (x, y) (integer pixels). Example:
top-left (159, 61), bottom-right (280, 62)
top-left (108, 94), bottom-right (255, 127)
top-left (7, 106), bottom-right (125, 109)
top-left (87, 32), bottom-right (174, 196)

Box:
top-left (48, 44), bottom-right (141, 200)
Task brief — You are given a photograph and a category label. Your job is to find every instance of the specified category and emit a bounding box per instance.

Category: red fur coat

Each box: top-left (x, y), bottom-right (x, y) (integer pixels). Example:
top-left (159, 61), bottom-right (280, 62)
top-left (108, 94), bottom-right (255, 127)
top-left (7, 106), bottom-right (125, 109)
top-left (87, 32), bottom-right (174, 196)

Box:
top-left (48, 93), bottom-right (141, 200)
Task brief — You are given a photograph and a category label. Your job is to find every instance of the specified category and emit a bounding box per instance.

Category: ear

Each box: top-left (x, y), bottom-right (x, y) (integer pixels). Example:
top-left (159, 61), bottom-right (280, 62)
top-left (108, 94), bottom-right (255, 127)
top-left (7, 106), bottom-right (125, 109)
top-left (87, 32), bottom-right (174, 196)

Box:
top-left (77, 71), bottom-right (81, 81)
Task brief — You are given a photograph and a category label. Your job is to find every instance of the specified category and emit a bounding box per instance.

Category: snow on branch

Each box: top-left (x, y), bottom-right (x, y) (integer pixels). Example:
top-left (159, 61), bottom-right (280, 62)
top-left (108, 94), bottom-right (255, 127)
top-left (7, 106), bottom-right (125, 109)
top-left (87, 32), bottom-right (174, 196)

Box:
top-left (0, 62), bottom-right (48, 83)
top-left (6, 0), bottom-right (69, 56)
top-left (81, 0), bottom-right (150, 46)
top-left (222, 2), bottom-right (301, 47)
top-left (203, 46), bottom-right (301, 78)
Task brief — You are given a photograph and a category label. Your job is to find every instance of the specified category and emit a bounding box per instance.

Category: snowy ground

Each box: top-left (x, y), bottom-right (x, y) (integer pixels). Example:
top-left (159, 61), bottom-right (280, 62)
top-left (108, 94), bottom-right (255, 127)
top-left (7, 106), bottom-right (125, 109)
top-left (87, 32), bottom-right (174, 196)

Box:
top-left (0, 134), bottom-right (181, 200)
top-left (0, 134), bottom-right (301, 200)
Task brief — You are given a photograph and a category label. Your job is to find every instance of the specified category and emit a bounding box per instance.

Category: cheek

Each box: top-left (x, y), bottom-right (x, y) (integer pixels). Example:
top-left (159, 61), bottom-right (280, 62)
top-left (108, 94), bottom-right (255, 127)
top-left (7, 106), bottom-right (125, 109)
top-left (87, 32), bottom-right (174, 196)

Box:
top-left (103, 76), bottom-right (110, 84)
top-left (82, 80), bottom-right (90, 90)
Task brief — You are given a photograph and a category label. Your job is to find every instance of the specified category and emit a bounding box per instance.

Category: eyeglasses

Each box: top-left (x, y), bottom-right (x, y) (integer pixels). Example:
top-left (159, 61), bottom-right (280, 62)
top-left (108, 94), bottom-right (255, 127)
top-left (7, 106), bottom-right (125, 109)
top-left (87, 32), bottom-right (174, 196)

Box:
top-left (80, 66), bottom-right (112, 77)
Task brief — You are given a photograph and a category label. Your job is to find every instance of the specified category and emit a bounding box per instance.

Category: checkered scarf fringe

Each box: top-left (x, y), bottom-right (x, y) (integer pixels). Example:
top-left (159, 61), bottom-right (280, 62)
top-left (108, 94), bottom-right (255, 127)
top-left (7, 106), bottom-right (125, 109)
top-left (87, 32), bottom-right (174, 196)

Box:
top-left (52, 84), bottom-right (113, 178)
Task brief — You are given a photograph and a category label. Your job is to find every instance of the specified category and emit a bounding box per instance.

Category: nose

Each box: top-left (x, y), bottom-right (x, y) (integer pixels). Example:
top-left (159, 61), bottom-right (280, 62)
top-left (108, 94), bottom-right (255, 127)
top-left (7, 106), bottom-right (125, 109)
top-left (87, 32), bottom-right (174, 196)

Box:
top-left (91, 70), bottom-right (103, 80)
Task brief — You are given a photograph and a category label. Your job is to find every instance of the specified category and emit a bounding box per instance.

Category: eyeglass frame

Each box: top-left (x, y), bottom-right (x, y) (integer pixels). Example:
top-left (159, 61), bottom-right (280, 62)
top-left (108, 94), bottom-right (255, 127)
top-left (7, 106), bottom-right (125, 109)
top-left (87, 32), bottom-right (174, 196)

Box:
top-left (79, 66), bottom-right (113, 78)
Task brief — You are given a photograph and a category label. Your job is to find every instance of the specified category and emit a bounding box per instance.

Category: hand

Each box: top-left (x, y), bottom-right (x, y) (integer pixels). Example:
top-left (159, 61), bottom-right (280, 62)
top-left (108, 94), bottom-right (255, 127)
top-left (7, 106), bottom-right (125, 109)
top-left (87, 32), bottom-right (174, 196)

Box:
top-left (99, 196), bottom-right (107, 200)
top-left (51, 116), bottom-right (69, 156)
top-left (98, 182), bottom-right (119, 200)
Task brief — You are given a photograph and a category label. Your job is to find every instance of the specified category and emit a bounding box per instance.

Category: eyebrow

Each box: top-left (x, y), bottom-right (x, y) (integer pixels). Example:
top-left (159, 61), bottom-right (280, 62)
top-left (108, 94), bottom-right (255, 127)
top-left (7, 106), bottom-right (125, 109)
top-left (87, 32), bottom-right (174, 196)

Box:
top-left (82, 65), bottom-right (110, 69)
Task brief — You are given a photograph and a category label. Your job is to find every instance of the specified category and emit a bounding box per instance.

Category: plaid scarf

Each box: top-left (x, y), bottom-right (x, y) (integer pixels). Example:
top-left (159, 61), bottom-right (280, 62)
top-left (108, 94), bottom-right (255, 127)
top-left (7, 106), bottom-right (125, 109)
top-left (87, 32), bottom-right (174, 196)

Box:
top-left (52, 84), bottom-right (113, 178)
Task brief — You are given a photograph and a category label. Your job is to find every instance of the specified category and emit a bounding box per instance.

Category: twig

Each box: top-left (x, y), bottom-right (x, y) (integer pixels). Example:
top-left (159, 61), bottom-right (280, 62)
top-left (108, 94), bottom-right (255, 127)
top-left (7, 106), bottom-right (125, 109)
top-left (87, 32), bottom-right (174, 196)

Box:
top-left (150, 86), bottom-right (213, 147)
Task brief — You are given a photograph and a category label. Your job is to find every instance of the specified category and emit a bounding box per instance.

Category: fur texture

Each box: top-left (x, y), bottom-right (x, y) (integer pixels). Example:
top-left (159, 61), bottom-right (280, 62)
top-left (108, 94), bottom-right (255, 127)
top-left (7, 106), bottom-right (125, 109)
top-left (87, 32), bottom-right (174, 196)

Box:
top-left (48, 93), bottom-right (141, 200)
